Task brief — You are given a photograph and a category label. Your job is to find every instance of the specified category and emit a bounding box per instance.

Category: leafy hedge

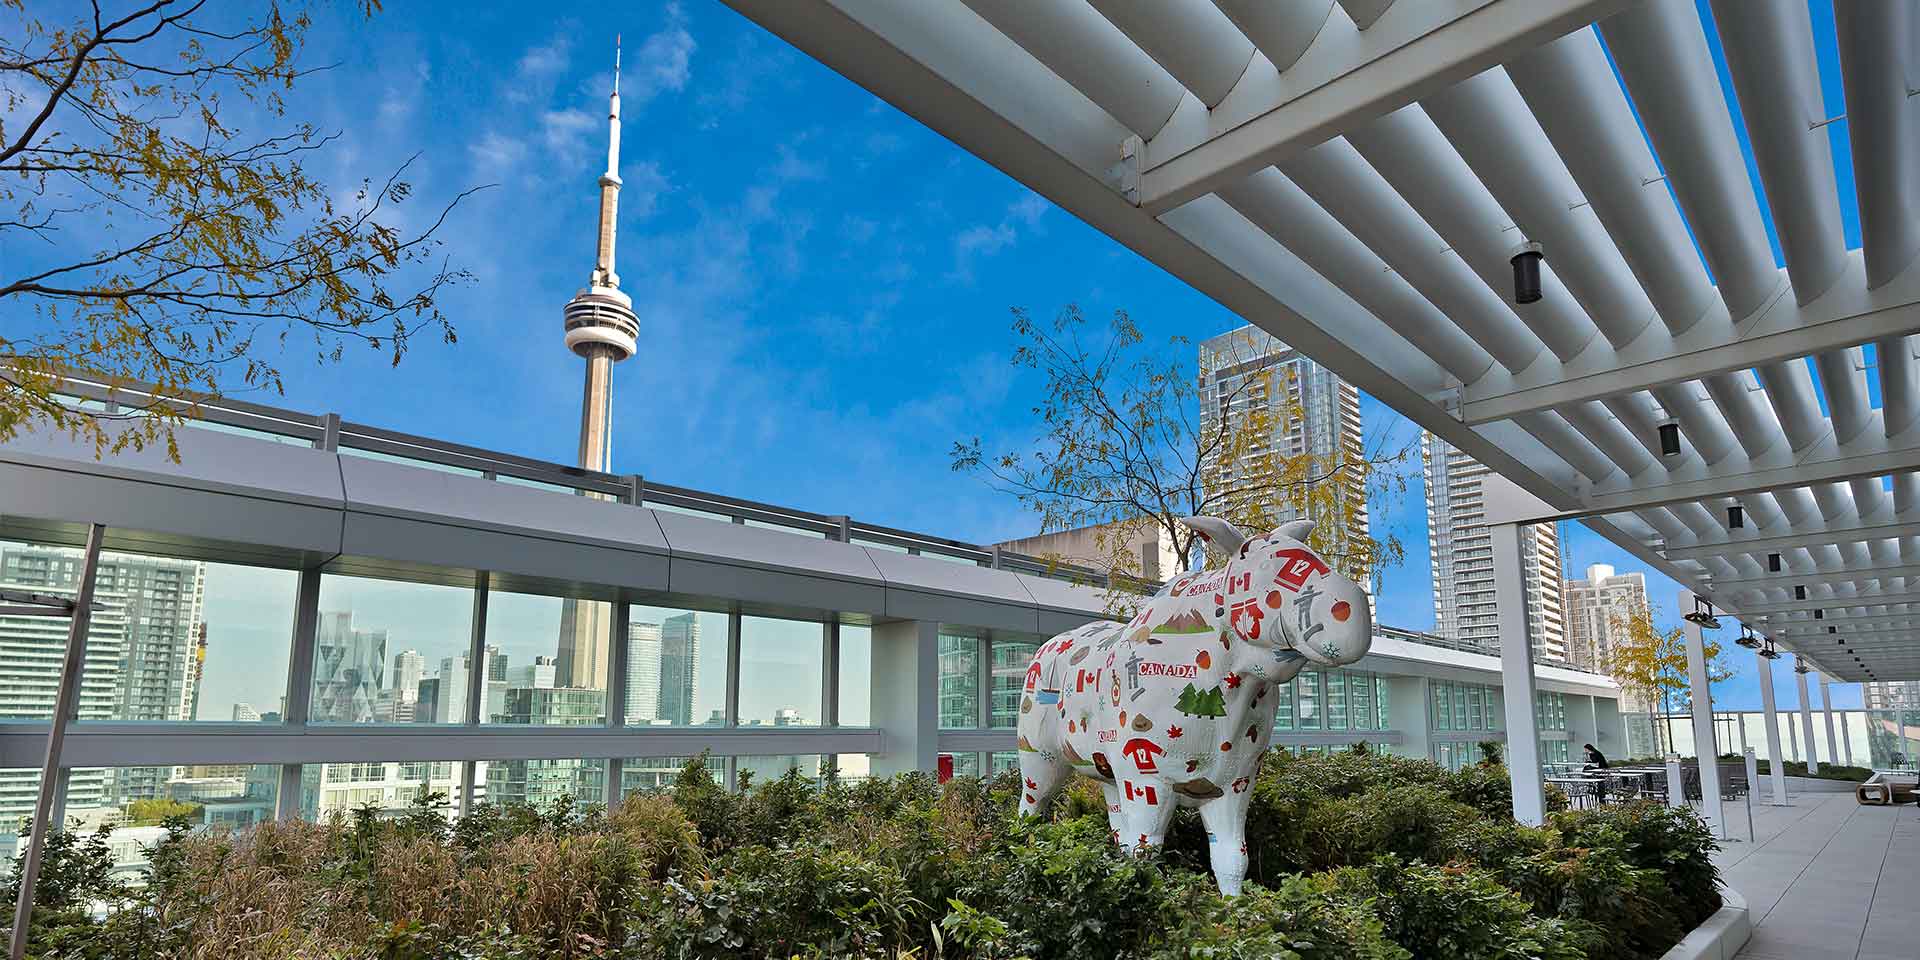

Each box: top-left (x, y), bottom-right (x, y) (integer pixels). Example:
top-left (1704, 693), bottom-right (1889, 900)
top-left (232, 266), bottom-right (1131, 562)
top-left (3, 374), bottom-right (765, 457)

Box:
top-left (2, 751), bottom-right (1721, 959)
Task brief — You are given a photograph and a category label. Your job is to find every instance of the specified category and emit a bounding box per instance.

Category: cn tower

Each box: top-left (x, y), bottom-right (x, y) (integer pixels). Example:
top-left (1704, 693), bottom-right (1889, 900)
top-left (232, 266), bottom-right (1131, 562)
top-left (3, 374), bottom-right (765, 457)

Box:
top-left (562, 39), bottom-right (639, 475)
top-left (556, 40), bottom-right (638, 691)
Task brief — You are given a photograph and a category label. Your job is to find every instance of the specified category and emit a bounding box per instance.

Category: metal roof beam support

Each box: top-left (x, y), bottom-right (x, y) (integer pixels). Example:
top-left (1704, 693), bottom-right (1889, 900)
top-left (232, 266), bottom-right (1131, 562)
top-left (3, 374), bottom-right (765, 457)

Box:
top-left (1133, 0), bottom-right (1631, 216)
top-left (1710, 561), bottom-right (1920, 592)
top-left (1736, 594), bottom-right (1920, 617)
top-left (1571, 417), bottom-right (1920, 517)
top-left (1454, 250), bottom-right (1920, 424)
top-left (1662, 512), bottom-right (1920, 561)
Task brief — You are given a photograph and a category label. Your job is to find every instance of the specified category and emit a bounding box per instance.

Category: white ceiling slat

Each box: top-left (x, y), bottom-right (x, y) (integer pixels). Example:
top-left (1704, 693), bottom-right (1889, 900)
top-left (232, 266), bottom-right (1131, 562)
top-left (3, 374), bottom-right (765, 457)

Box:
top-left (958, 0), bottom-right (1186, 139)
top-left (1835, 0), bottom-right (1920, 289)
top-left (1602, 390), bottom-right (1686, 465)
top-left (1880, 337), bottom-right (1920, 435)
top-left (1663, 508), bottom-right (1920, 561)
top-left (1336, 0), bottom-right (1396, 31)
top-left (1754, 359), bottom-right (1828, 451)
top-left (1211, 0), bottom-right (1335, 72)
top-left (1512, 411), bottom-right (1620, 483)
top-left (1346, 104), bottom-right (1604, 362)
top-left (1505, 29), bottom-right (1718, 336)
top-left (1278, 138), bottom-right (1550, 374)
top-left (1649, 382), bottom-right (1736, 464)
top-left (1699, 371), bottom-right (1785, 461)
top-left (1088, 0), bottom-right (1257, 109)
top-left (1598, 0), bottom-right (1780, 322)
top-left (1816, 348), bottom-right (1876, 444)
top-left (1421, 68), bottom-right (1657, 350)
top-left (1556, 401), bottom-right (1657, 478)
top-left (1709, 0), bottom-right (1848, 305)
top-left (1714, 558), bottom-right (1920, 592)
top-left (1215, 170), bottom-right (1497, 383)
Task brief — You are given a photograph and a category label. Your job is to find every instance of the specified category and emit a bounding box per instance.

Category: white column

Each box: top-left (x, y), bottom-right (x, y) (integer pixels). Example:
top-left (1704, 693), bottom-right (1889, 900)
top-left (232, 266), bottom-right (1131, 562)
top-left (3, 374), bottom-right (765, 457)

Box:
top-left (1795, 661), bottom-right (1820, 774)
top-left (1756, 650), bottom-right (1789, 804)
top-left (871, 620), bottom-right (940, 776)
top-left (1678, 592), bottom-right (1724, 832)
top-left (1840, 702), bottom-right (1855, 767)
top-left (1492, 519), bottom-right (1546, 825)
top-left (1818, 674), bottom-right (1840, 767)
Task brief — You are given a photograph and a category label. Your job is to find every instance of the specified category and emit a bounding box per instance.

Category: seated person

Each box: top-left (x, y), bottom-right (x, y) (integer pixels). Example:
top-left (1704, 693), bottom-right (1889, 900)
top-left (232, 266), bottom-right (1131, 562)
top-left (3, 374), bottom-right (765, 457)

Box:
top-left (1582, 743), bottom-right (1609, 769)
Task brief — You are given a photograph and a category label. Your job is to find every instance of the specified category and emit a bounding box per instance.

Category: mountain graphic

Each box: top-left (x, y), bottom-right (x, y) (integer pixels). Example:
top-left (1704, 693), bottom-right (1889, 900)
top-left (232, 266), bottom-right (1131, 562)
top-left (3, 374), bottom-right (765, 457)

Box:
top-left (1151, 609), bottom-right (1211, 634)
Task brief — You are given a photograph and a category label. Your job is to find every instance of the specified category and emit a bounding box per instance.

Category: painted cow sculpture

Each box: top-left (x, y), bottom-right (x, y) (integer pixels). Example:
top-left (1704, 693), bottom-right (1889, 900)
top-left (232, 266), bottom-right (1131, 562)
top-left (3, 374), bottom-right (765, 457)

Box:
top-left (1015, 516), bottom-right (1373, 895)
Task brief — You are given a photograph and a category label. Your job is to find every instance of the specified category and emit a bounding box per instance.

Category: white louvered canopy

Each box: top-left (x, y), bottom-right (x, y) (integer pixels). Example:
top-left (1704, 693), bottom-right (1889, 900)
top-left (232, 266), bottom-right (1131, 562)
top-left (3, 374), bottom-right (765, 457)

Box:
top-left (723, 0), bottom-right (1920, 683)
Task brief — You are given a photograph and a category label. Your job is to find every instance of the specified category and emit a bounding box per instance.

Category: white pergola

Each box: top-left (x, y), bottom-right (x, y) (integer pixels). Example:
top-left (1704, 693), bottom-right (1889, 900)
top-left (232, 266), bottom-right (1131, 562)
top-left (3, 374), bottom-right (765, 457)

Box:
top-left (725, 0), bottom-right (1920, 687)
top-left (726, 0), bottom-right (1920, 829)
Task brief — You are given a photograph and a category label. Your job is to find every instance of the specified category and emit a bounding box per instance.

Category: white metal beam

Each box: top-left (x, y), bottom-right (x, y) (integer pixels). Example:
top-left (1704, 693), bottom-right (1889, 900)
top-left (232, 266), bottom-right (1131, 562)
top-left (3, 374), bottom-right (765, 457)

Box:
top-left (1454, 250), bottom-right (1920, 424)
top-left (1662, 511), bottom-right (1920, 561)
top-left (1711, 561), bottom-right (1920, 592)
top-left (1738, 593), bottom-right (1920, 617)
top-left (1570, 411), bottom-right (1920, 517)
top-left (1134, 0), bottom-right (1630, 215)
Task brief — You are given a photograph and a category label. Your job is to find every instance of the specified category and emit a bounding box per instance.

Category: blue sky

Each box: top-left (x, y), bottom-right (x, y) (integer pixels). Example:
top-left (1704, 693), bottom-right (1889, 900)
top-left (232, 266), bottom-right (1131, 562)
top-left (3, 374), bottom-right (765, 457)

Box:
top-left (69, 1), bottom-right (1877, 713)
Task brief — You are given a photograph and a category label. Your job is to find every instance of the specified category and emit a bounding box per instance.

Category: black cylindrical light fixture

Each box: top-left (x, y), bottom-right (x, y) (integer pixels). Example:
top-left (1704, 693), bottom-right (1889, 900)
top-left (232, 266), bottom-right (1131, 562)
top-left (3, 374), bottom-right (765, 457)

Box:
top-left (1795, 585), bottom-right (1807, 600)
top-left (1727, 504), bottom-right (1744, 528)
top-left (1814, 608), bottom-right (1824, 620)
top-left (1658, 421), bottom-right (1681, 457)
top-left (1510, 241), bottom-right (1544, 304)
top-left (1768, 553), bottom-right (1782, 572)
top-left (1828, 626), bottom-right (1837, 634)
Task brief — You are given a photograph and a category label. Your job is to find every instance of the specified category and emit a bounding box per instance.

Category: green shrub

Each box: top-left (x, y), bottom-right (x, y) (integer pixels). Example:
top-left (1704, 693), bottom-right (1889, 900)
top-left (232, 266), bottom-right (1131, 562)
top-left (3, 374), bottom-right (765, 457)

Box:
top-left (655, 841), bottom-right (921, 959)
top-left (1329, 857), bottom-right (1600, 960)
top-left (1547, 802), bottom-right (1721, 927)
top-left (1754, 759), bottom-right (1873, 782)
top-left (1152, 874), bottom-right (1409, 960)
top-left (961, 816), bottom-right (1181, 960)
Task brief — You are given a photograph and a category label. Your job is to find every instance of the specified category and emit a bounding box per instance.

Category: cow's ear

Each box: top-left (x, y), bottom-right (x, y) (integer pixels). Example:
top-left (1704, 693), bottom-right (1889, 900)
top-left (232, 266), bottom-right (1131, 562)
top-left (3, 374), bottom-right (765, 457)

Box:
top-left (1275, 519), bottom-right (1315, 543)
top-left (1179, 516), bottom-right (1248, 563)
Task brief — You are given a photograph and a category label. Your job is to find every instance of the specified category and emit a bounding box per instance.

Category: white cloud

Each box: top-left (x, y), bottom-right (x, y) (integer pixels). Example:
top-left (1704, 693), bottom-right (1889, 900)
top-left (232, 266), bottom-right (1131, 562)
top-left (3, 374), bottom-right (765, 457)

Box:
top-left (517, 36), bottom-right (571, 81)
top-left (539, 108), bottom-right (597, 157)
top-left (622, 161), bottom-right (670, 219)
top-left (772, 141), bottom-right (825, 183)
top-left (625, 3), bottom-right (695, 105)
top-left (468, 131), bottom-right (527, 177)
top-left (947, 192), bottom-right (1050, 281)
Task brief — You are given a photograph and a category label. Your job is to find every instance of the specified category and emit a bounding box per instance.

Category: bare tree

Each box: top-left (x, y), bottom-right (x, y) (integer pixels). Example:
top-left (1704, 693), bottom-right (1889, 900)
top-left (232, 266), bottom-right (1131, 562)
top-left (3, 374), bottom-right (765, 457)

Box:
top-left (1, 0), bottom-right (483, 457)
top-left (954, 305), bottom-right (1412, 613)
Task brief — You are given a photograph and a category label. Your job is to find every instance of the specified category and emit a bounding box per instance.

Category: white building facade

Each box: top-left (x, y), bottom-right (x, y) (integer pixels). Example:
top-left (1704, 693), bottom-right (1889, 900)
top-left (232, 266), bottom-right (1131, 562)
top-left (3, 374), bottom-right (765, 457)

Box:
top-left (1423, 431), bottom-right (1566, 662)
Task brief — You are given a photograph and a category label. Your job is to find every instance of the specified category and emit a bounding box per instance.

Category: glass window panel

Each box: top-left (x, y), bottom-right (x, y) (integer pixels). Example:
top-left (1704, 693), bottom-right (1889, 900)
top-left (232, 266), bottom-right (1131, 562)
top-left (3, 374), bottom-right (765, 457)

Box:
top-left (937, 630), bottom-right (981, 729)
top-left (1435, 682), bottom-right (1452, 731)
top-left (620, 756), bottom-right (723, 794)
top-left (484, 589), bottom-right (606, 725)
top-left (1376, 677), bottom-right (1391, 730)
top-left (736, 754), bottom-right (824, 788)
top-left (2, 542), bottom-right (296, 725)
top-left (1297, 670), bottom-right (1321, 730)
top-left (990, 635), bottom-right (1041, 729)
top-left (1326, 671), bottom-right (1347, 731)
top-left (1468, 686), bottom-right (1484, 731)
top-left (826, 753), bottom-right (872, 782)
top-left (313, 575), bottom-right (473, 724)
top-left (1, 767), bottom-right (53, 848)
top-left (302, 760), bottom-right (462, 820)
top-left (643, 501), bottom-right (735, 524)
top-left (56, 764), bottom-right (278, 878)
top-left (838, 624), bottom-right (872, 726)
top-left (481, 758), bottom-right (606, 811)
top-left (990, 751), bottom-right (1019, 774)
top-left (1273, 677), bottom-right (1294, 730)
top-left (1348, 671), bottom-right (1373, 731)
top-left (737, 616), bottom-right (823, 727)
top-left (1454, 685), bottom-right (1468, 730)
top-left (743, 518), bottom-right (828, 539)
top-left (940, 752), bottom-right (981, 781)
top-left (339, 446), bottom-right (484, 477)
top-left (626, 605), bottom-right (727, 727)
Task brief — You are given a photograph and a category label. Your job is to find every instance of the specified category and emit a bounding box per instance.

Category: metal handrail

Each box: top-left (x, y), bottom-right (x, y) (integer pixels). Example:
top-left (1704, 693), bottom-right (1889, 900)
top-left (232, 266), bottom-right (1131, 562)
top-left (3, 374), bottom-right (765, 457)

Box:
top-left (36, 373), bottom-right (1126, 588)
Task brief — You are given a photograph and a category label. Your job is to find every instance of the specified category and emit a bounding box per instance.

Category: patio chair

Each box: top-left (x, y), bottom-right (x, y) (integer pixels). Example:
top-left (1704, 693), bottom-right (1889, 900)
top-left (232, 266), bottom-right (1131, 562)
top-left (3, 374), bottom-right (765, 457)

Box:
top-left (1644, 769), bottom-right (1669, 804)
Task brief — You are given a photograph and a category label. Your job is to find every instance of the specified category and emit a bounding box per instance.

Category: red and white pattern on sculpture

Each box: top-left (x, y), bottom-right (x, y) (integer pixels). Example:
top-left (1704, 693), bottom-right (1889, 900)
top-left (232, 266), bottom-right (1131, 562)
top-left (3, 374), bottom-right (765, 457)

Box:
top-left (1012, 517), bottom-right (1373, 896)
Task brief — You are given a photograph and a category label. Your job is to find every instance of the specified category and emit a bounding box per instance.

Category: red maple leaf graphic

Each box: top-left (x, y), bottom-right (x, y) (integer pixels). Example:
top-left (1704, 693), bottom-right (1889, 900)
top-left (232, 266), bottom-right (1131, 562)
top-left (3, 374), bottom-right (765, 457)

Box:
top-left (1223, 673), bottom-right (1243, 689)
top-left (1167, 725), bottom-right (1184, 738)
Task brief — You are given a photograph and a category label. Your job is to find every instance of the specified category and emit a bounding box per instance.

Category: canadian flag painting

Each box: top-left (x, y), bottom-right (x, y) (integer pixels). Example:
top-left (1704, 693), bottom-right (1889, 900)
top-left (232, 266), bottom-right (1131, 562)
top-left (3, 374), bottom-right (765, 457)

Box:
top-left (1123, 780), bottom-right (1159, 805)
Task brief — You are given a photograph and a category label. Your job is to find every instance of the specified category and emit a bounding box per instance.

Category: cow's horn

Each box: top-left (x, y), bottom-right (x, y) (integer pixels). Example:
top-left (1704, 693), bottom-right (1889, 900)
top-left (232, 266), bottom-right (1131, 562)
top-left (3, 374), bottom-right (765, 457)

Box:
top-left (1275, 519), bottom-right (1315, 543)
top-left (1178, 516), bottom-right (1248, 563)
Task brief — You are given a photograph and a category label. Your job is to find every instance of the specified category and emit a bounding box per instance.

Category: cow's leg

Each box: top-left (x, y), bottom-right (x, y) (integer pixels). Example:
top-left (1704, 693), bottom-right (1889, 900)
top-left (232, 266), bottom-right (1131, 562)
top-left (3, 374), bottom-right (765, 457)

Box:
top-left (1113, 778), bottom-right (1177, 855)
top-left (1017, 751), bottom-right (1069, 817)
top-left (1198, 791), bottom-right (1256, 895)
top-left (1100, 782), bottom-right (1125, 845)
